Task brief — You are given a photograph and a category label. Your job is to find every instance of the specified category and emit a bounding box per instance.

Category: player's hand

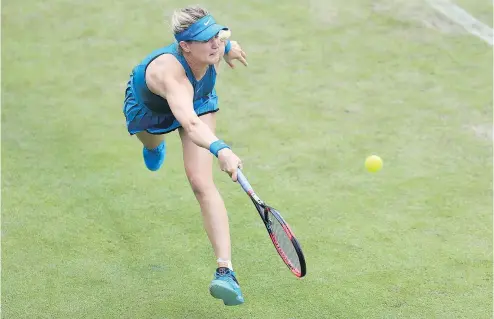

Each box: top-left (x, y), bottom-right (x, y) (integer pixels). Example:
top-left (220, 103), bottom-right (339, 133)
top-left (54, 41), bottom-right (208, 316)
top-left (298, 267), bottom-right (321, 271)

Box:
top-left (217, 148), bottom-right (243, 182)
top-left (224, 41), bottom-right (248, 68)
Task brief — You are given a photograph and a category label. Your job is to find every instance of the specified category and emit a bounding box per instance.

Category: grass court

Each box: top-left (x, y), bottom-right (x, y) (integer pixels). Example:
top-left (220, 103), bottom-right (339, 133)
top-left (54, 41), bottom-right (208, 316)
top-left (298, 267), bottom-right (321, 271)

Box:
top-left (2, 0), bottom-right (492, 317)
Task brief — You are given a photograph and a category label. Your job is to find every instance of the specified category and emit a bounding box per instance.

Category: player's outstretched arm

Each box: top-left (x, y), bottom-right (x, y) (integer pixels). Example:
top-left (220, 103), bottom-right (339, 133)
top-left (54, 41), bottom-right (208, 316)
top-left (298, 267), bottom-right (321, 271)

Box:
top-left (146, 54), bottom-right (243, 181)
top-left (146, 54), bottom-right (218, 149)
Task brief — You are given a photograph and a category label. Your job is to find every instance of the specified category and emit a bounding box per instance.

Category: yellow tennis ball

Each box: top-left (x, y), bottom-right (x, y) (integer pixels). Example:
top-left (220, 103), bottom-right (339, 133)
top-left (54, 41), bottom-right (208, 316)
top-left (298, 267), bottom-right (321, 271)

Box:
top-left (365, 155), bottom-right (383, 172)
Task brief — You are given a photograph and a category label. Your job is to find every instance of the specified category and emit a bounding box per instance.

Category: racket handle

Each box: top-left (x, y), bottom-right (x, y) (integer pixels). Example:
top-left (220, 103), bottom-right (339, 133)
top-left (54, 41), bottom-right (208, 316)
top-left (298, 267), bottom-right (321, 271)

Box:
top-left (236, 169), bottom-right (253, 193)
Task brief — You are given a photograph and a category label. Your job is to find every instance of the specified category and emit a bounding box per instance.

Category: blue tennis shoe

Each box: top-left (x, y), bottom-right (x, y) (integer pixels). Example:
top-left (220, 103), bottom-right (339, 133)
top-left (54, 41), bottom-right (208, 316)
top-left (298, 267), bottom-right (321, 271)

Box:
top-left (143, 141), bottom-right (166, 171)
top-left (209, 267), bottom-right (244, 306)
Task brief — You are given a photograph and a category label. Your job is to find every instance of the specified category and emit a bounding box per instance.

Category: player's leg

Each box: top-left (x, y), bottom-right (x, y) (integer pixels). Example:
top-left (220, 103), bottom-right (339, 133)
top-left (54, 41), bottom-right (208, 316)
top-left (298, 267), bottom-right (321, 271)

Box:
top-left (136, 131), bottom-right (166, 171)
top-left (178, 113), bottom-right (231, 266)
top-left (136, 131), bottom-right (164, 149)
top-left (178, 112), bottom-right (244, 306)
top-left (123, 77), bottom-right (167, 172)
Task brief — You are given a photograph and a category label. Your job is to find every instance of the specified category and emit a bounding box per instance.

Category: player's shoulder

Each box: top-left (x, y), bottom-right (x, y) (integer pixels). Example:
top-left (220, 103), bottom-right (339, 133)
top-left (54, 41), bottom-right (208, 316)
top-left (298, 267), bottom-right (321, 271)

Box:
top-left (148, 54), bottom-right (181, 74)
top-left (147, 53), bottom-right (187, 84)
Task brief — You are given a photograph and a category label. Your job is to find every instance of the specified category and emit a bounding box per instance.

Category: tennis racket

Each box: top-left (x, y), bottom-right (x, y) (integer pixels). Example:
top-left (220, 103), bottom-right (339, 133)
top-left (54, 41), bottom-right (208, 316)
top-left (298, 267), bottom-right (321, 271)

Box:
top-left (236, 169), bottom-right (307, 278)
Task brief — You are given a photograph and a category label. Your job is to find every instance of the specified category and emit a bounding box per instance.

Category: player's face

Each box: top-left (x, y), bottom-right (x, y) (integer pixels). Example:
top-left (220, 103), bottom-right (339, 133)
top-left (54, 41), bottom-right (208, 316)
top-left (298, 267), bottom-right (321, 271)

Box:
top-left (188, 35), bottom-right (222, 65)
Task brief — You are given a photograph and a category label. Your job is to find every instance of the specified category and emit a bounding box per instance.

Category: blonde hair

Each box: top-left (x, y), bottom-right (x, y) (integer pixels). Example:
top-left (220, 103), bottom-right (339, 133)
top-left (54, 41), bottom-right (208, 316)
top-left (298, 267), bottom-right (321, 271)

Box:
top-left (171, 5), bottom-right (210, 35)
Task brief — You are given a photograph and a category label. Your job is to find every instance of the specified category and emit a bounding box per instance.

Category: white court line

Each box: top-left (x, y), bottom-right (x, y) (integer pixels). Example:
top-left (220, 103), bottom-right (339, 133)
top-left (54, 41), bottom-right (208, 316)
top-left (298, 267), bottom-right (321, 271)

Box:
top-left (426, 0), bottom-right (493, 45)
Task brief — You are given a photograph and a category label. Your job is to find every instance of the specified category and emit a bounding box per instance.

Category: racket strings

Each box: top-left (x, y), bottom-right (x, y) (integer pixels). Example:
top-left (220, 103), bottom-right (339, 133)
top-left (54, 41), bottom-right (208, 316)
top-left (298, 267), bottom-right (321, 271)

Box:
top-left (268, 212), bottom-right (302, 272)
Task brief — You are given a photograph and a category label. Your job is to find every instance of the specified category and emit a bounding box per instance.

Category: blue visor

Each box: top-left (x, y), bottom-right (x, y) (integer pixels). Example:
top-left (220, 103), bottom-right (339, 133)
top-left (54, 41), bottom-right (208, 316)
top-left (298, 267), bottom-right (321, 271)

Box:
top-left (174, 15), bottom-right (228, 42)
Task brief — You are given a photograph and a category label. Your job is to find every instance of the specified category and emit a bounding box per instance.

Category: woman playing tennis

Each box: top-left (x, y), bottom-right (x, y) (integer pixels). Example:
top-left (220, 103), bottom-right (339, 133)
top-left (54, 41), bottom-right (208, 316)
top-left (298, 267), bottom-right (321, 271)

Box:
top-left (122, 5), bottom-right (248, 306)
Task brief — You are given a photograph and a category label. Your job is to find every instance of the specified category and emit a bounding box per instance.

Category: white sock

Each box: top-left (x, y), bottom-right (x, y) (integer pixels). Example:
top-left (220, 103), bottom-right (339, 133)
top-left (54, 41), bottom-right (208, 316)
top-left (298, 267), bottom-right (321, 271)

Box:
top-left (217, 258), bottom-right (233, 270)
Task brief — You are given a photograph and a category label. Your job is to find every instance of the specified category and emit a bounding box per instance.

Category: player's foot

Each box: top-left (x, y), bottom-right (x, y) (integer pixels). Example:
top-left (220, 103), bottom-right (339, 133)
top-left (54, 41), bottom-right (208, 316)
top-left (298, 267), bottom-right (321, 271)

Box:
top-left (209, 267), bottom-right (244, 306)
top-left (142, 141), bottom-right (166, 171)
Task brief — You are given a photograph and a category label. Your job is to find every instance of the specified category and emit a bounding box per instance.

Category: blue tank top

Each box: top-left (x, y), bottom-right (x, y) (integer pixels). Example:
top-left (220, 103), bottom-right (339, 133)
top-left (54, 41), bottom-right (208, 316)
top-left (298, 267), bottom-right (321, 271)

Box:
top-left (130, 42), bottom-right (217, 114)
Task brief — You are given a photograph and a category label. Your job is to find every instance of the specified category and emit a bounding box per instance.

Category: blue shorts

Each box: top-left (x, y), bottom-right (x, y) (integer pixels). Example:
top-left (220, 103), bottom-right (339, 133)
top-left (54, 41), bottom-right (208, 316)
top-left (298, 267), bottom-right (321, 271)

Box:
top-left (122, 78), bottom-right (219, 135)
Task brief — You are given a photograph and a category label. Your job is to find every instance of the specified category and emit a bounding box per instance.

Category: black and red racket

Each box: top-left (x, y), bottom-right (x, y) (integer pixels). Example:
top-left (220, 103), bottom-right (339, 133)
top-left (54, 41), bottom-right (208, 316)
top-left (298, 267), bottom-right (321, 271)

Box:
top-left (236, 169), bottom-right (306, 278)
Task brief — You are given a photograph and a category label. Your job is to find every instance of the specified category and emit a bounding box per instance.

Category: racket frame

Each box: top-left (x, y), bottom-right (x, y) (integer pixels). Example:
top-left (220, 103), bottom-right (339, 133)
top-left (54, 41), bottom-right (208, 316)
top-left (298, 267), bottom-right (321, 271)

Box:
top-left (237, 169), bottom-right (307, 278)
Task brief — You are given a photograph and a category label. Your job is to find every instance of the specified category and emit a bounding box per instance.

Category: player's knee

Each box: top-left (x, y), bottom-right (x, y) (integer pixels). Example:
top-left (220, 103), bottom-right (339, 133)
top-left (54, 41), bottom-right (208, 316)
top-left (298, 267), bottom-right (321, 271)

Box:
top-left (187, 174), bottom-right (215, 198)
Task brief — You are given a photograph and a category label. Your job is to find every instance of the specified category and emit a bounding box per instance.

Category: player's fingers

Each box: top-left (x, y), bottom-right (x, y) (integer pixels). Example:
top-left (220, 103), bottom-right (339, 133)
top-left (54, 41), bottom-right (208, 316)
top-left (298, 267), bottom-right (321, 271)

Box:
top-left (239, 56), bottom-right (248, 67)
top-left (231, 168), bottom-right (238, 182)
top-left (241, 50), bottom-right (247, 58)
top-left (226, 60), bottom-right (235, 69)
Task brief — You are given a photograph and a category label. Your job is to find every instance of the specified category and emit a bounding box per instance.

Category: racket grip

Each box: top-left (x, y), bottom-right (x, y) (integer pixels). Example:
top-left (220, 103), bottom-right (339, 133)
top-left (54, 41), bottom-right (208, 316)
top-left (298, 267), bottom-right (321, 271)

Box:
top-left (236, 169), bottom-right (253, 193)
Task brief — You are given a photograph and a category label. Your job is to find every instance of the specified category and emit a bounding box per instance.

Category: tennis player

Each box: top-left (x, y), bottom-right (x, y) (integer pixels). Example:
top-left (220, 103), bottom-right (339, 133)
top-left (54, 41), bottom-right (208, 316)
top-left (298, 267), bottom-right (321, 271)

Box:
top-left (122, 5), bottom-right (248, 306)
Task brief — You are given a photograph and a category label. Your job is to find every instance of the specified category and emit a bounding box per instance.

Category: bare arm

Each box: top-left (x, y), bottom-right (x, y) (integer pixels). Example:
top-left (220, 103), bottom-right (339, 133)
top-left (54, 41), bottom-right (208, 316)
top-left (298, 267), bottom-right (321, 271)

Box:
top-left (145, 54), bottom-right (243, 181)
top-left (146, 55), bottom-right (219, 150)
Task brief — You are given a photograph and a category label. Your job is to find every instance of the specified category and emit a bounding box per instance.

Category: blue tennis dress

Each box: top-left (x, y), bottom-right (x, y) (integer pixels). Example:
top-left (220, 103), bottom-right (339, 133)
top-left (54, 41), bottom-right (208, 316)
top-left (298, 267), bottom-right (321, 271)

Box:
top-left (123, 42), bottom-right (219, 135)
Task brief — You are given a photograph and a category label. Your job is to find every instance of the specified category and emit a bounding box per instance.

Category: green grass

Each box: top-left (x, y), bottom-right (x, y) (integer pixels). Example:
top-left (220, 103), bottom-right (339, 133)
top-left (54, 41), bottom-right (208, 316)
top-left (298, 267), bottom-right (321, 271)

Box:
top-left (2, 0), bottom-right (492, 318)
